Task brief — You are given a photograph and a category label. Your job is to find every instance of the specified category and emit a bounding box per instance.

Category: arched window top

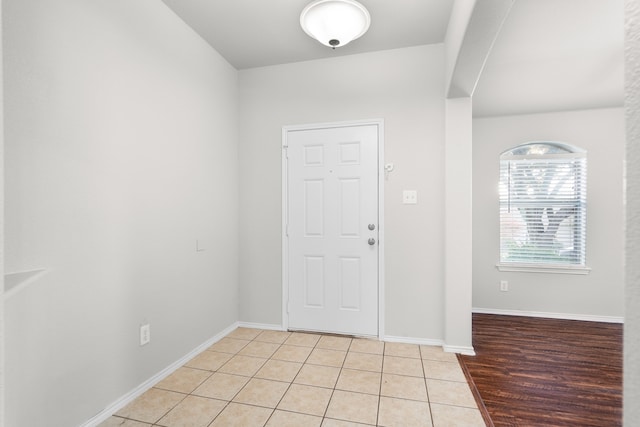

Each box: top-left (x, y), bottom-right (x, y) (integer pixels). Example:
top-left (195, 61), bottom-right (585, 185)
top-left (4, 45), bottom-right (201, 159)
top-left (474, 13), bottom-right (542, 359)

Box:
top-left (500, 141), bottom-right (585, 158)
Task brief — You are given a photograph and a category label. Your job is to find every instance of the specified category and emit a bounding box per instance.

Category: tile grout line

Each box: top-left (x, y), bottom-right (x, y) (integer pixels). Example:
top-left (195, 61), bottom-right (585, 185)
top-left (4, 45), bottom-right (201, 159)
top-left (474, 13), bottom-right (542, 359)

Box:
top-left (421, 345), bottom-right (437, 427)
top-left (249, 330), bottom-right (306, 425)
top-left (327, 335), bottom-right (373, 425)
top-left (263, 331), bottom-right (331, 425)
top-left (204, 331), bottom-right (260, 426)
top-left (153, 370), bottom-right (215, 425)
top-left (195, 329), bottom-right (285, 426)
top-left (375, 340), bottom-right (386, 427)
top-left (254, 332), bottom-right (287, 427)
top-left (272, 331), bottom-right (326, 424)
top-left (319, 339), bottom-right (341, 424)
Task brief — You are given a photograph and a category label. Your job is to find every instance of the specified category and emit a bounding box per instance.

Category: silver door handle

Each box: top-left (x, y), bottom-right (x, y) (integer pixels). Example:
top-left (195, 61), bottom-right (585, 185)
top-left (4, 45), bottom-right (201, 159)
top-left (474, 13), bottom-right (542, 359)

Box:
top-left (368, 238), bottom-right (376, 245)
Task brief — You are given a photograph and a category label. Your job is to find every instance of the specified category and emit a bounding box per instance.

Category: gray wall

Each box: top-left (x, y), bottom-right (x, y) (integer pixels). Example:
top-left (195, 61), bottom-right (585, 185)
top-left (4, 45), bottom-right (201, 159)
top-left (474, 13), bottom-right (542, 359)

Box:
top-left (472, 108), bottom-right (625, 319)
top-left (624, 0), bottom-right (640, 424)
top-left (238, 45), bottom-right (448, 340)
top-left (3, 1), bottom-right (239, 425)
top-left (2, 1), bottom-right (631, 425)
top-left (0, 0), bottom-right (5, 424)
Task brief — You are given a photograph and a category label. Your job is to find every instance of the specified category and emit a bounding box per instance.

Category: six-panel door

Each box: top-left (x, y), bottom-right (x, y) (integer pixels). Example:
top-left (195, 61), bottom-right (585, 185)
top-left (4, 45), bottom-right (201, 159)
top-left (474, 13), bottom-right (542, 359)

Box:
top-left (287, 124), bottom-right (379, 336)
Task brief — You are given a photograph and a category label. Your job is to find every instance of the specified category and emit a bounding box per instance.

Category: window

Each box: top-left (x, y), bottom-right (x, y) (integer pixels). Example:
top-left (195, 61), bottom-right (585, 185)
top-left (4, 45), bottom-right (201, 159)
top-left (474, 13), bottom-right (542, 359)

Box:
top-left (498, 142), bottom-right (588, 273)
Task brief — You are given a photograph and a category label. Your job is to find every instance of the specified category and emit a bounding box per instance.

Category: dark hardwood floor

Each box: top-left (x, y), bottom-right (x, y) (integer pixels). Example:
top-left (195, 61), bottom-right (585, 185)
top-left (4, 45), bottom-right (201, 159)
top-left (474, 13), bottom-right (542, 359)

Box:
top-left (459, 314), bottom-right (623, 427)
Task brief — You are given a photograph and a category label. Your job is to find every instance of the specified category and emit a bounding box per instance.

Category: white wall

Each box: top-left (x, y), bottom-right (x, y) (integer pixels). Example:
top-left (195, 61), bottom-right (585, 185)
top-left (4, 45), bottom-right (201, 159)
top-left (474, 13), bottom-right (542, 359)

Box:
top-left (472, 108), bottom-right (625, 319)
top-left (624, 0), bottom-right (640, 424)
top-left (444, 98), bottom-right (473, 352)
top-left (0, 1), bottom-right (5, 424)
top-left (3, 1), bottom-right (239, 426)
top-left (238, 45), bottom-right (447, 340)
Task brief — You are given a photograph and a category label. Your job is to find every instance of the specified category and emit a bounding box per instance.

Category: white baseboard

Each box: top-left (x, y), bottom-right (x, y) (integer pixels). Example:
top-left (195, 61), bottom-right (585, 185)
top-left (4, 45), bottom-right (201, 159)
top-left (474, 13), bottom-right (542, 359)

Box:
top-left (442, 345), bottom-right (476, 356)
top-left (383, 335), bottom-right (475, 356)
top-left (382, 334), bottom-right (443, 347)
top-left (237, 321), bottom-right (285, 331)
top-left (472, 307), bottom-right (624, 324)
top-left (80, 321), bottom-right (239, 427)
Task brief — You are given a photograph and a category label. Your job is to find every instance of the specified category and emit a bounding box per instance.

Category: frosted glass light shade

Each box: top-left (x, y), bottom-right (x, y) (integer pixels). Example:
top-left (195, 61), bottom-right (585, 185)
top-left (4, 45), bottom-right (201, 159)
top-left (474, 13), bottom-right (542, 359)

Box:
top-left (300, 0), bottom-right (371, 48)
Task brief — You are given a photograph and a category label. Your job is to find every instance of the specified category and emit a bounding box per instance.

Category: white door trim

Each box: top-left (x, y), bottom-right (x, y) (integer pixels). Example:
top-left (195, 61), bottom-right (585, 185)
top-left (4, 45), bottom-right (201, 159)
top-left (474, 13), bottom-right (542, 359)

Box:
top-left (282, 119), bottom-right (385, 339)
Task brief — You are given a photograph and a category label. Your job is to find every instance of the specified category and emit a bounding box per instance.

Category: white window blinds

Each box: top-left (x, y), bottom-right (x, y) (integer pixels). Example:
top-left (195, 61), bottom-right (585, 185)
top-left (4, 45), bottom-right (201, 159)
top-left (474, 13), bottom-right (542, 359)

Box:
top-left (499, 143), bottom-right (587, 267)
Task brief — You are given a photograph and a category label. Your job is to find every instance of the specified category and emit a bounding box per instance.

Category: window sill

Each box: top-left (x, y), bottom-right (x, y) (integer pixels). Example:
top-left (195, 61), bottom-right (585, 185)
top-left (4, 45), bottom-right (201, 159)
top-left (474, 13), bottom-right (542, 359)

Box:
top-left (495, 263), bottom-right (591, 275)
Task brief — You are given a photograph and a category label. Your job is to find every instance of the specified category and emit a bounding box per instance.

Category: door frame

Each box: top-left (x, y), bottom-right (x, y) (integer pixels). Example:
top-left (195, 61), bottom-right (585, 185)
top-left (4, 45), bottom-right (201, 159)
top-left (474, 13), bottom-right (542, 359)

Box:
top-left (281, 119), bottom-right (385, 339)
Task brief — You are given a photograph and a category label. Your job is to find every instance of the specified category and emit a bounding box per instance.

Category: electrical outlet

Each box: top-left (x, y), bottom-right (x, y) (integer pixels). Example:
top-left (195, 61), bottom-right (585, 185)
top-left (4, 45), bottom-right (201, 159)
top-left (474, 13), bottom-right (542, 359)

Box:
top-left (140, 324), bottom-right (151, 346)
top-left (500, 280), bottom-right (509, 292)
top-left (402, 190), bottom-right (418, 204)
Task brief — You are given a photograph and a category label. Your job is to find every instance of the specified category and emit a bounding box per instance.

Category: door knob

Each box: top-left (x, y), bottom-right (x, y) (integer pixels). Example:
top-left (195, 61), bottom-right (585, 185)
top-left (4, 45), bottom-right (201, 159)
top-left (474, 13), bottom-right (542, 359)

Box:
top-left (368, 238), bottom-right (376, 245)
top-left (368, 224), bottom-right (376, 230)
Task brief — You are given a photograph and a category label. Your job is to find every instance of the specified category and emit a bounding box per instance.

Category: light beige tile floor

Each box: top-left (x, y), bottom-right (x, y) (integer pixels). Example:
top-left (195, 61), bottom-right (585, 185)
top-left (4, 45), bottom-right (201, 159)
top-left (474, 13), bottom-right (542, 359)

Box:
top-left (100, 328), bottom-right (486, 427)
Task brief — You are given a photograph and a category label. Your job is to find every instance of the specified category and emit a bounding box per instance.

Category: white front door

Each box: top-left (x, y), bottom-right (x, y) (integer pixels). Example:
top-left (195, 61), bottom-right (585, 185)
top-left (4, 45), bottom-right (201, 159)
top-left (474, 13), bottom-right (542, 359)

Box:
top-left (285, 123), bottom-right (379, 336)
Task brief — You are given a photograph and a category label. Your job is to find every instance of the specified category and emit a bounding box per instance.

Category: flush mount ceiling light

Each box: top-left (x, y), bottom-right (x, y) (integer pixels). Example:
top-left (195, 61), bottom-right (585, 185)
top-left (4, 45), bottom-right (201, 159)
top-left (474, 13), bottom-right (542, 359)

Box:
top-left (300, 0), bottom-right (371, 49)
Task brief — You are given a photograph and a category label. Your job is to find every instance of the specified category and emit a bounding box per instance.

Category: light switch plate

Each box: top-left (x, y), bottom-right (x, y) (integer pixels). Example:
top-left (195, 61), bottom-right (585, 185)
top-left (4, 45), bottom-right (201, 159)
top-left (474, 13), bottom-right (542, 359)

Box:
top-left (140, 324), bottom-right (150, 346)
top-left (403, 190), bottom-right (418, 204)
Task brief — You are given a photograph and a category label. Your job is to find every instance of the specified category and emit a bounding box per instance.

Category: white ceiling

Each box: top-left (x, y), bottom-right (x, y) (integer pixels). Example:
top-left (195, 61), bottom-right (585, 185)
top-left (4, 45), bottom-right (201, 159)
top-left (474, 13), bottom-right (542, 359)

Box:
top-left (161, 0), bottom-right (624, 117)
top-left (161, 0), bottom-right (454, 70)
top-left (473, 0), bottom-right (624, 117)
